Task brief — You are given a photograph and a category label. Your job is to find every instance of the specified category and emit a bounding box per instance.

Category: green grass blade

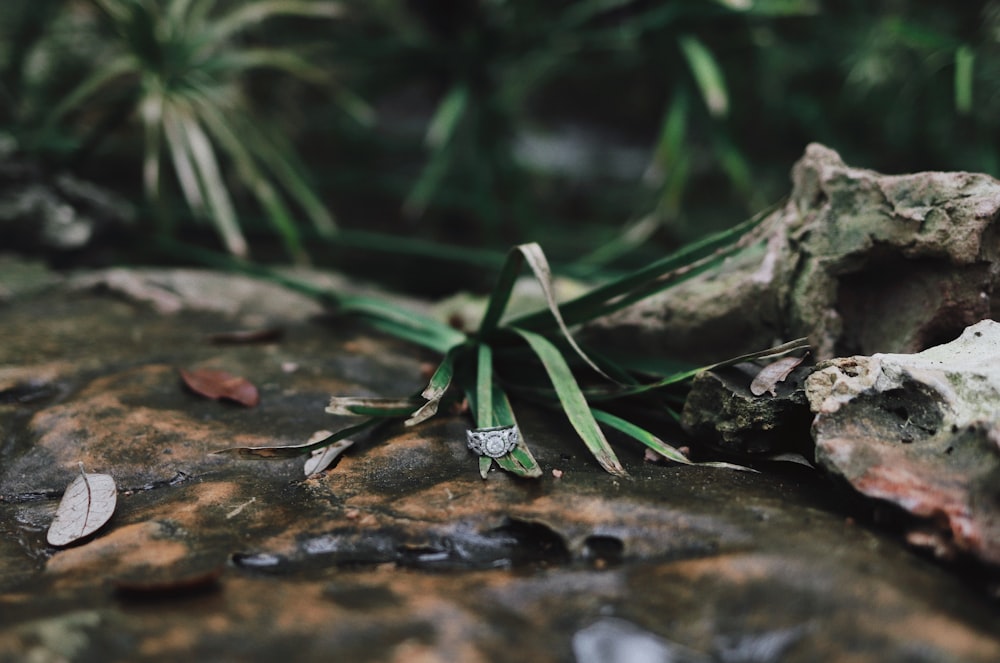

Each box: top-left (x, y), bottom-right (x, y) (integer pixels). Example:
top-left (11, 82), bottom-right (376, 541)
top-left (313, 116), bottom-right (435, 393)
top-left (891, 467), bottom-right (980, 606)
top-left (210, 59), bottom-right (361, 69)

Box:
top-left (178, 112), bottom-right (248, 256)
top-left (508, 204), bottom-right (775, 330)
top-left (426, 85), bottom-right (469, 149)
top-left (463, 382), bottom-right (543, 479)
top-left (209, 1), bottom-right (344, 43)
top-left (491, 385), bottom-right (543, 478)
top-left (588, 337), bottom-right (810, 401)
top-left (338, 295), bottom-right (467, 350)
top-left (678, 34), bottom-right (728, 118)
top-left (43, 55), bottom-right (135, 129)
top-left (214, 417), bottom-right (378, 458)
top-left (511, 327), bottom-right (626, 476)
top-left (590, 408), bottom-right (691, 464)
top-left (476, 343), bottom-right (495, 428)
top-left (955, 45), bottom-right (974, 115)
top-left (477, 246), bottom-right (524, 336)
top-left (591, 409), bottom-right (754, 471)
top-left (478, 243), bottom-right (613, 380)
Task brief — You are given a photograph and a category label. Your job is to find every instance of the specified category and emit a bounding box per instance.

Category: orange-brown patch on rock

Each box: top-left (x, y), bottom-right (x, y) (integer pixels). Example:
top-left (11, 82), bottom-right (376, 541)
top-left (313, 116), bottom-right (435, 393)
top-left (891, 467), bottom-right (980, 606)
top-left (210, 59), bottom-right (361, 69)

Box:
top-left (46, 521), bottom-right (189, 583)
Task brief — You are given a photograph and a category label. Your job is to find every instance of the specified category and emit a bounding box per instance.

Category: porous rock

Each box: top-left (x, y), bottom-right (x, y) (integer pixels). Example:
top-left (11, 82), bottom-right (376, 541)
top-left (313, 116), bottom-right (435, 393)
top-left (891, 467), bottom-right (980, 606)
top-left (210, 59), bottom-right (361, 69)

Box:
top-left (587, 143), bottom-right (1000, 362)
top-left (805, 319), bottom-right (1000, 564)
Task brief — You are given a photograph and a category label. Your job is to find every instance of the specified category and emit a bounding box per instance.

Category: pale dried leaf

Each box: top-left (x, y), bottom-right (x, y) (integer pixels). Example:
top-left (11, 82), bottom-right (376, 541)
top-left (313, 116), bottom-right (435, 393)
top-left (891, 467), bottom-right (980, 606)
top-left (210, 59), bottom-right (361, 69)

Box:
top-left (750, 355), bottom-right (807, 397)
top-left (304, 431), bottom-right (354, 476)
top-left (47, 465), bottom-right (118, 547)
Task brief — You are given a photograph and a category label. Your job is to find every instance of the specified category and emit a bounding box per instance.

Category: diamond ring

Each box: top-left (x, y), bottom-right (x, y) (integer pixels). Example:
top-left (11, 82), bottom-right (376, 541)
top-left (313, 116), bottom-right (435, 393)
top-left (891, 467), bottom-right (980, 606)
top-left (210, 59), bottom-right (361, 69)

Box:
top-left (466, 425), bottom-right (519, 458)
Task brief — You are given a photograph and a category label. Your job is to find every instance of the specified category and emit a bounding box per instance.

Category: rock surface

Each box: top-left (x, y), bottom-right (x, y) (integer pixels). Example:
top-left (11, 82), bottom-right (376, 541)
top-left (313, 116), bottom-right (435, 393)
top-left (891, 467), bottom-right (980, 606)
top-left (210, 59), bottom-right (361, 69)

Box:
top-left (2, 264), bottom-right (1000, 661)
top-left (588, 143), bottom-right (1000, 362)
top-left (806, 319), bottom-right (1000, 565)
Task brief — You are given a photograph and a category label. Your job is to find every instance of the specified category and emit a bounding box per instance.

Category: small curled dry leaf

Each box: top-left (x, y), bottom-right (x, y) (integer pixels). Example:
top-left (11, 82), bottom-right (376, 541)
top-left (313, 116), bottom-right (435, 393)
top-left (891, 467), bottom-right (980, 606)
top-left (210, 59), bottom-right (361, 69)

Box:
top-left (303, 431), bottom-right (354, 476)
top-left (180, 368), bottom-right (259, 407)
top-left (750, 354), bottom-right (807, 397)
top-left (47, 464), bottom-right (117, 547)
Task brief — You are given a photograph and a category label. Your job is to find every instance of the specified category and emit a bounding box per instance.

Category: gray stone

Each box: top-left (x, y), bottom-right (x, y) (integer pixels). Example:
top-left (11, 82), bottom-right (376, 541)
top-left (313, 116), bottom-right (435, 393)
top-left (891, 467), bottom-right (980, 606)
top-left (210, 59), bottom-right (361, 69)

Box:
top-left (587, 143), bottom-right (1000, 362)
top-left (806, 319), bottom-right (1000, 564)
top-left (2, 266), bottom-right (1000, 661)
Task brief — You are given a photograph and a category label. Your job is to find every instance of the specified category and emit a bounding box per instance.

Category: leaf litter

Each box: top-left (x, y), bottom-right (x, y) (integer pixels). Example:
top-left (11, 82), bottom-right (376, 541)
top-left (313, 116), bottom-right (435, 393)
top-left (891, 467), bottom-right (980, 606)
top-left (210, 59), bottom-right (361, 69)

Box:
top-left (47, 463), bottom-right (118, 547)
top-left (180, 367), bottom-right (260, 407)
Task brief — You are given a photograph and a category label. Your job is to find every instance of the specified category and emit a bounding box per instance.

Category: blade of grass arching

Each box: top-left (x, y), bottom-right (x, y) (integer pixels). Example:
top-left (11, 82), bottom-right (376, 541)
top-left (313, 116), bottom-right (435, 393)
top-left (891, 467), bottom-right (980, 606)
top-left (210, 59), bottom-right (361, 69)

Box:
top-left (43, 55), bottom-right (134, 129)
top-left (509, 204), bottom-right (775, 331)
top-left (476, 343), bottom-right (495, 429)
top-left (678, 35), bottom-right (728, 118)
top-left (406, 345), bottom-right (461, 426)
top-left (476, 246), bottom-right (524, 336)
top-left (212, 48), bottom-right (331, 85)
top-left (214, 417), bottom-right (379, 458)
top-left (362, 317), bottom-right (459, 354)
top-left (588, 337), bottom-right (810, 401)
top-left (592, 409), bottom-right (753, 471)
top-left (163, 109), bottom-right (208, 216)
top-left (404, 85), bottom-right (468, 217)
top-left (511, 327), bottom-right (626, 476)
top-left (478, 243), bottom-right (612, 380)
top-left (338, 296), bottom-right (467, 350)
top-left (425, 85), bottom-right (469, 149)
top-left (229, 113), bottom-right (336, 236)
top-left (491, 385), bottom-right (542, 478)
top-left (208, 1), bottom-right (345, 44)
top-left (325, 397), bottom-right (420, 417)
top-left (591, 409), bottom-right (691, 464)
top-left (200, 105), bottom-right (306, 260)
top-left (179, 113), bottom-right (248, 256)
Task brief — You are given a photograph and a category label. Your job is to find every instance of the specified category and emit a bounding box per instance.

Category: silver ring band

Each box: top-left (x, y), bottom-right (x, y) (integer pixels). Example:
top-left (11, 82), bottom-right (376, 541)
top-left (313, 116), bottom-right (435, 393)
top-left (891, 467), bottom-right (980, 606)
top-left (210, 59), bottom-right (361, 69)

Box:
top-left (466, 425), bottom-right (519, 458)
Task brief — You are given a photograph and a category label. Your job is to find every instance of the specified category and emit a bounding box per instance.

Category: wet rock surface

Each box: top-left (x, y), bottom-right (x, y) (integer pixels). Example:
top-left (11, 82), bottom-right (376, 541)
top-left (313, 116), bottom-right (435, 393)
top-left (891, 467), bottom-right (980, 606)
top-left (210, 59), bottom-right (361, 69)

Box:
top-left (588, 143), bottom-right (1000, 363)
top-left (807, 319), bottom-right (1000, 566)
top-left (2, 265), bottom-right (1000, 661)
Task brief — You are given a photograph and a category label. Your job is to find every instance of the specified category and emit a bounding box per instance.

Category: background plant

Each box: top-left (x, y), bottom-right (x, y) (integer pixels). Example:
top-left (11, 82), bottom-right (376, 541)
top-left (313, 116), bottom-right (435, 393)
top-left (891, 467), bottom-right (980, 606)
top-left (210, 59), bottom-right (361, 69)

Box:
top-left (4, 2), bottom-right (999, 281)
top-left (3, 0), bottom-right (346, 261)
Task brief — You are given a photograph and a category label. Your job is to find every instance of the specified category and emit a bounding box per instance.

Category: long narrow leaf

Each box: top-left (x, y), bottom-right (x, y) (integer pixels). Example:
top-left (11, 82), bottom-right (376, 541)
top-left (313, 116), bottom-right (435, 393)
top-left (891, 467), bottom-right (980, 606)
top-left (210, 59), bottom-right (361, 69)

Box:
top-left (198, 104), bottom-right (306, 261)
top-left (214, 417), bottom-right (378, 458)
top-left (476, 343), bottom-right (495, 429)
top-left (587, 337), bottom-right (810, 401)
top-left (209, 1), bottom-right (345, 44)
top-left (491, 385), bottom-right (542, 478)
top-left (678, 35), bottom-right (728, 117)
top-left (592, 409), bottom-right (753, 471)
top-left (44, 55), bottom-right (135, 129)
top-left (406, 346), bottom-right (461, 426)
top-left (478, 243), bottom-right (612, 380)
top-left (511, 327), bottom-right (626, 476)
top-left (179, 113), bottom-right (248, 256)
top-left (591, 409), bottom-right (691, 464)
top-left (509, 204), bottom-right (776, 330)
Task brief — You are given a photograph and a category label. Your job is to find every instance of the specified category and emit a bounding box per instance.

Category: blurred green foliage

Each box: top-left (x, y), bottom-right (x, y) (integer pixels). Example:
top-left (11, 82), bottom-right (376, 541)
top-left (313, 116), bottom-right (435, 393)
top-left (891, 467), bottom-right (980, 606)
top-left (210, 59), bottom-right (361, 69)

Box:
top-left (2, 0), bottom-right (999, 274)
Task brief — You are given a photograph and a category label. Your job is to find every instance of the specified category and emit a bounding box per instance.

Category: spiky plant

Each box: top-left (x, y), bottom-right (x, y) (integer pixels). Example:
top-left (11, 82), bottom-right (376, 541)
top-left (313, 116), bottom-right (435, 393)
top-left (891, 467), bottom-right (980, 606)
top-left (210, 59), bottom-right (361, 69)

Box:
top-left (42, 0), bottom-right (346, 260)
top-left (214, 204), bottom-right (805, 478)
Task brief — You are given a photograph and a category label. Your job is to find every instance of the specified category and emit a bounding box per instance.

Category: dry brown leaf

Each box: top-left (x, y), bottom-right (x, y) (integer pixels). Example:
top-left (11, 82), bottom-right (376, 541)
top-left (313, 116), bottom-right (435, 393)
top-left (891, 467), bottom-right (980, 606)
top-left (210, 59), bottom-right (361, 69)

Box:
top-left (47, 464), bottom-right (118, 547)
top-left (207, 327), bottom-right (284, 345)
top-left (750, 355), bottom-right (807, 397)
top-left (180, 368), bottom-right (260, 407)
